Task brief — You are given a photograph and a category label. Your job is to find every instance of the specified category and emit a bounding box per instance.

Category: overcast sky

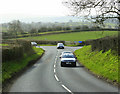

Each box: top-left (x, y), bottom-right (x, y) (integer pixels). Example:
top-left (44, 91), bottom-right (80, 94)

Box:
top-left (0, 0), bottom-right (70, 23)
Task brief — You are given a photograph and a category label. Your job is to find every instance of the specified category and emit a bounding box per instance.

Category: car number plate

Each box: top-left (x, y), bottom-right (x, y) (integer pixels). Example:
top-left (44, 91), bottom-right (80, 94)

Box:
top-left (66, 62), bottom-right (71, 64)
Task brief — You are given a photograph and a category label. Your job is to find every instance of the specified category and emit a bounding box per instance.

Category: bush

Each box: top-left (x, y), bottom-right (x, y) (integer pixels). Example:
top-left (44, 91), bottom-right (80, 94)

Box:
top-left (2, 40), bottom-right (35, 62)
top-left (2, 45), bottom-right (23, 62)
top-left (91, 36), bottom-right (118, 52)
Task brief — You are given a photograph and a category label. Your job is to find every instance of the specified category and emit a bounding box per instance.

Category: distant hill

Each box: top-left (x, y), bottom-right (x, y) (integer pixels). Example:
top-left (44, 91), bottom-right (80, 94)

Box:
top-left (1, 16), bottom-right (83, 23)
top-left (19, 16), bottom-right (83, 23)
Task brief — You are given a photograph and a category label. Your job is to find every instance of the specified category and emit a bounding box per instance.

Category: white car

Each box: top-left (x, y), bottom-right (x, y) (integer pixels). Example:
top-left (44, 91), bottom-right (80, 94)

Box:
top-left (57, 43), bottom-right (64, 49)
top-left (60, 51), bottom-right (73, 58)
top-left (60, 54), bottom-right (77, 67)
top-left (31, 42), bottom-right (37, 46)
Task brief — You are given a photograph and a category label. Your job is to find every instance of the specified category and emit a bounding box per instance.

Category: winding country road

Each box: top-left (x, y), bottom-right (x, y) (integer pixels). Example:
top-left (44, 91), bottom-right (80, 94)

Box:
top-left (8, 46), bottom-right (118, 93)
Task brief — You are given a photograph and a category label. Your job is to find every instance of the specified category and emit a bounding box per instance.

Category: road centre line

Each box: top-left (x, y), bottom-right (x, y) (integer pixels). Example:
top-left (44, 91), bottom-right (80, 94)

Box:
top-left (61, 84), bottom-right (73, 94)
top-left (54, 51), bottom-right (73, 94)
top-left (54, 74), bottom-right (59, 81)
top-left (54, 69), bottom-right (56, 73)
top-left (54, 58), bottom-right (57, 63)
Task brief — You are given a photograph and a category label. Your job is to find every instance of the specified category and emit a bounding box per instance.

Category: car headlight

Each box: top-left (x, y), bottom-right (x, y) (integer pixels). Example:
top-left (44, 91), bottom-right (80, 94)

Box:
top-left (61, 60), bottom-right (65, 62)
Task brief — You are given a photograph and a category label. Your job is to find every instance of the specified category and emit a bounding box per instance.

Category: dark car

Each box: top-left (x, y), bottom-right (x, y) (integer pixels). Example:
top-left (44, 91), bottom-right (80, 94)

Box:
top-left (57, 43), bottom-right (64, 49)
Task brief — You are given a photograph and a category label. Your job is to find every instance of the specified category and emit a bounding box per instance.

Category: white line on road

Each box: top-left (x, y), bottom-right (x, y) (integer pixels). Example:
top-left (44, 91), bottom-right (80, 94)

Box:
top-left (54, 75), bottom-right (59, 82)
top-left (54, 50), bottom-right (73, 94)
top-left (54, 69), bottom-right (56, 73)
top-left (55, 58), bottom-right (57, 61)
top-left (61, 84), bottom-right (73, 94)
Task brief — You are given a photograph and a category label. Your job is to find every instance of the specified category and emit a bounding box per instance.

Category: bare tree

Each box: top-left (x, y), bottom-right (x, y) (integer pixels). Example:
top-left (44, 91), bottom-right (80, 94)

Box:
top-left (8, 20), bottom-right (23, 35)
top-left (63, 0), bottom-right (120, 29)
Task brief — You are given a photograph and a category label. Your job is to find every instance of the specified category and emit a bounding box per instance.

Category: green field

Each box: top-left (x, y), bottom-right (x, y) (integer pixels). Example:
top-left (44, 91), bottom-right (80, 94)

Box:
top-left (19, 31), bottom-right (118, 41)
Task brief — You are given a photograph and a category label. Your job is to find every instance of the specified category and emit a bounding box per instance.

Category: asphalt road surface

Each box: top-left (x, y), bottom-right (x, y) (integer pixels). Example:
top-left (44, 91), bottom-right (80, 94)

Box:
top-left (8, 46), bottom-right (118, 93)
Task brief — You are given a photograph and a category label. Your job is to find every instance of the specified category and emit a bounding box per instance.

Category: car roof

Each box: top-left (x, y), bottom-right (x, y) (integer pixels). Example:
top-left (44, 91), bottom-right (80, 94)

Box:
top-left (62, 51), bottom-right (72, 53)
top-left (31, 42), bottom-right (37, 43)
top-left (63, 51), bottom-right (72, 52)
top-left (58, 43), bottom-right (63, 44)
top-left (62, 53), bottom-right (74, 56)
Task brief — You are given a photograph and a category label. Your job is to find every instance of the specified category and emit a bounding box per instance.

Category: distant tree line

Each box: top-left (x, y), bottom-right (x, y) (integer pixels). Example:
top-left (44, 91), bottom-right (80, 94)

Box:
top-left (2, 20), bottom-right (118, 39)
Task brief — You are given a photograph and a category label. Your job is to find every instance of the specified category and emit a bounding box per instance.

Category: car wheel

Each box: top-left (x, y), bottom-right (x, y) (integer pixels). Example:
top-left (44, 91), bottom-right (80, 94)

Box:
top-left (61, 62), bottom-right (65, 67)
top-left (72, 63), bottom-right (76, 67)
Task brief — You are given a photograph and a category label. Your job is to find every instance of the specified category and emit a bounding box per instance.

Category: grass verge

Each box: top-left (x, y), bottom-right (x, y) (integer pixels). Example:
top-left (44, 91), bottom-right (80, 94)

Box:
top-left (74, 45), bottom-right (119, 85)
top-left (2, 47), bottom-right (44, 83)
top-left (0, 44), bottom-right (9, 46)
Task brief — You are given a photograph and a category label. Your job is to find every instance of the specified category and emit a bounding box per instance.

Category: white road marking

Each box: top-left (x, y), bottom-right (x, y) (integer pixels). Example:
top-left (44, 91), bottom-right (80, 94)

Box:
top-left (55, 58), bottom-right (57, 61)
top-left (54, 75), bottom-right (59, 81)
top-left (54, 69), bottom-right (56, 73)
top-left (61, 85), bottom-right (73, 94)
top-left (54, 64), bottom-right (56, 68)
top-left (54, 51), bottom-right (73, 94)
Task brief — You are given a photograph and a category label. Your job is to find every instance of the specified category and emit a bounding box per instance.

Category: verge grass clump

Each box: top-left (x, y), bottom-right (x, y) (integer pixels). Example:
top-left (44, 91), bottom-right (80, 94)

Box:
top-left (74, 45), bottom-right (119, 84)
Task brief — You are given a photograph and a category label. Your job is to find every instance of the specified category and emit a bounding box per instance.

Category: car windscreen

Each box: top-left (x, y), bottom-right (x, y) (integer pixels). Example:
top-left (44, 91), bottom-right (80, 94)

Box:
top-left (64, 52), bottom-right (72, 54)
top-left (59, 44), bottom-right (63, 46)
top-left (62, 55), bottom-right (75, 58)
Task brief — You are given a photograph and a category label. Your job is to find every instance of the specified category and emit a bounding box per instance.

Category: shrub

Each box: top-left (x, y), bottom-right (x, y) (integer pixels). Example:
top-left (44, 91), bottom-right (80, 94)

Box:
top-left (2, 40), bottom-right (35, 62)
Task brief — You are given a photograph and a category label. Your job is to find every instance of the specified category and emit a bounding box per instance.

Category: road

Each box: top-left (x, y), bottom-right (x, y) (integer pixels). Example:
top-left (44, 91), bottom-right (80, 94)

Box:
top-left (8, 46), bottom-right (118, 93)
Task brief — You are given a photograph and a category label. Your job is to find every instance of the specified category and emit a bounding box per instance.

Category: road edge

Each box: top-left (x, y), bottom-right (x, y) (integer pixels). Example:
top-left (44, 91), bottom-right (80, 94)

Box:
top-left (76, 59), bottom-right (119, 88)
top-left (2, 50), bottom-right (45, 92)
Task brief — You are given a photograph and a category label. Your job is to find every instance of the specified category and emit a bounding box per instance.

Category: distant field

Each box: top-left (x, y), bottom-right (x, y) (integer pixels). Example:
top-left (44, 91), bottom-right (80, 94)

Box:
top-left (19, 31), bottom-right (118, 41)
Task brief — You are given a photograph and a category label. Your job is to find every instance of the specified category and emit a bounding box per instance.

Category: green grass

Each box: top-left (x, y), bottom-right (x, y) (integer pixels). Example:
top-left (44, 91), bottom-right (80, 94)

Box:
top-left (74, 45), bottom-right (119, 83)
top-left (37, 30), bottom-right (71, 34)
top-left (66, 45), bottom-right (80, 47)
top-left (2, 31), bottom-right (8, 32)
top-left (2, 47), bottom-right (44, 82)
top-left (18, 31), bottom-right (118, 41)
top-left (13, 30), bottom-right (72, 38)
top-left (0, 44), bottom-right (9, 46)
